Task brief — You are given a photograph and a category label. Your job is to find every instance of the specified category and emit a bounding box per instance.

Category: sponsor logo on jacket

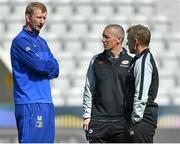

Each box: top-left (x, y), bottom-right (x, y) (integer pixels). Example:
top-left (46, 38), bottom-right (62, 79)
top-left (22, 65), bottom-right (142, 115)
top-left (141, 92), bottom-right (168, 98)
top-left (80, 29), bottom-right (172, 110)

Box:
top-left (120, 60), bottom-right (129, 67)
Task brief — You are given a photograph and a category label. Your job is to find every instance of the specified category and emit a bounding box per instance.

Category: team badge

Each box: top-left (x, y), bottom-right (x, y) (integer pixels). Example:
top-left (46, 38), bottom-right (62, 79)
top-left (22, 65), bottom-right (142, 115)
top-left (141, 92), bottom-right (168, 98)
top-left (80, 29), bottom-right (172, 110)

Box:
top-left (35, 116), bottom-right (43, 128)
top-left (121, 60), bottom-right (129, 65)
top-left (120, 60), bottom-right (129, 67)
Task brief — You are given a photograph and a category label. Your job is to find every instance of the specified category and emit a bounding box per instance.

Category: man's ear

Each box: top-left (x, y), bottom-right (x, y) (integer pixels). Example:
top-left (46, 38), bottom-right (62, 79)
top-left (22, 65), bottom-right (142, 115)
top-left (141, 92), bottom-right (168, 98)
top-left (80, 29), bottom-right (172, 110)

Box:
top-left (134, 38), bottom-right (139, 44)
top-left (25, 14), bottom-right (31, 23)
top-left (134, 38), bottom-right (139, 49)
top-left (117, 37), bottom-right (123, 44)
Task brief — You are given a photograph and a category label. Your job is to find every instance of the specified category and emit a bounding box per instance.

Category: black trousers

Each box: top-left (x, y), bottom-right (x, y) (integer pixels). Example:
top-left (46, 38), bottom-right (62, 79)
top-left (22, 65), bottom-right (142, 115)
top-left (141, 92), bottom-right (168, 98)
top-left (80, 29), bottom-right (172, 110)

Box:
top-left (87, 118), bottom-right (127, 143)
top-left (126, 120), bottom-right (157, 143)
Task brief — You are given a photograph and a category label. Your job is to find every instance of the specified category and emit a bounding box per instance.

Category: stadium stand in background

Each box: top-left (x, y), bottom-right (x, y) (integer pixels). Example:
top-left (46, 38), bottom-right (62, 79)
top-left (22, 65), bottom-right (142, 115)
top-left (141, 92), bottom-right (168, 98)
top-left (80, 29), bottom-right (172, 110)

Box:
top-left (0, 0), bottom-right (180, 142)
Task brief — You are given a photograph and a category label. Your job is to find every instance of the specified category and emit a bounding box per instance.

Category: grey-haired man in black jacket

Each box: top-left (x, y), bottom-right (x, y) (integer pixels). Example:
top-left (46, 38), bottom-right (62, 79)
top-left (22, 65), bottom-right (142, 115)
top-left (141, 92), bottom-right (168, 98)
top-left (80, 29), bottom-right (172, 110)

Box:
top-left (83, 24), bottom-right (133, 143)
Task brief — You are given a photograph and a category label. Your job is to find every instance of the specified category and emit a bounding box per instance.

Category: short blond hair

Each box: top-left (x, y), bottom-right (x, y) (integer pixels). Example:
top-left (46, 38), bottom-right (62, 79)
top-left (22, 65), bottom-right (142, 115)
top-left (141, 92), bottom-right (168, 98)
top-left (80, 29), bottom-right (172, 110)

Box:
top-left (25, 2), bottom-right (47, 15)
top-left (127, 24), bottom-right (151, 46)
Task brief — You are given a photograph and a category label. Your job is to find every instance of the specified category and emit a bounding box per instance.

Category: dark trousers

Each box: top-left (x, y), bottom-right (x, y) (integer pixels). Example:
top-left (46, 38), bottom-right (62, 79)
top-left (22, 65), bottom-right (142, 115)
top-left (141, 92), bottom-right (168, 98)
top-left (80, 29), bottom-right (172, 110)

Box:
top-left (126, 120), bottom-right (156, 143)
top-left (87, 118), bottom-right (127, 143)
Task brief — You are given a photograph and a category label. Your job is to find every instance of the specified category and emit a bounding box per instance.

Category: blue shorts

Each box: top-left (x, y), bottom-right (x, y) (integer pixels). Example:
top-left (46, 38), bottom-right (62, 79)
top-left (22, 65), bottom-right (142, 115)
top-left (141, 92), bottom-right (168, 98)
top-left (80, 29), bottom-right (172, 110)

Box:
top-left (15, 103), bottom-right (55, 143)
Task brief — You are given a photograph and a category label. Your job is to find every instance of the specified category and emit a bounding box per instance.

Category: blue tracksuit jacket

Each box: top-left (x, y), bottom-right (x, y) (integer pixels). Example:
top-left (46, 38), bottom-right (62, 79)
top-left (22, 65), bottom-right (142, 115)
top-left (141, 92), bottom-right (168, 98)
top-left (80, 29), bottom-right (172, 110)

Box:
top-left (10, 27), bottom-right (59, 104)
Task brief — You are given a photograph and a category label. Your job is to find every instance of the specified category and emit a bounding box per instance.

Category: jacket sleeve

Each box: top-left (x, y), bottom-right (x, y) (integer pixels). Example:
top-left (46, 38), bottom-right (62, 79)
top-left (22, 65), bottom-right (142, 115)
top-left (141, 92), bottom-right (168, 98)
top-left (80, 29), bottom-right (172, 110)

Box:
top-left (13, 38), bottom-right (56, 75)
top-left (131, 53), bottom-right (153, 123)
top-left (47, 52), bottom-right (59, 79)
top-left (83, 55), bottom-right (97, 119)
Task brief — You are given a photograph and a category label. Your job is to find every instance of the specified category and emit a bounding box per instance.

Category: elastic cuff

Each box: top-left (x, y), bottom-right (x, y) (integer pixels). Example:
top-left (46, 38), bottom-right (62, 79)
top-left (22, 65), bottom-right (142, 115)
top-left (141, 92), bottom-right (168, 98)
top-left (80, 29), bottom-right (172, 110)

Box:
top-left (83, 113), bottom-right (91, 119)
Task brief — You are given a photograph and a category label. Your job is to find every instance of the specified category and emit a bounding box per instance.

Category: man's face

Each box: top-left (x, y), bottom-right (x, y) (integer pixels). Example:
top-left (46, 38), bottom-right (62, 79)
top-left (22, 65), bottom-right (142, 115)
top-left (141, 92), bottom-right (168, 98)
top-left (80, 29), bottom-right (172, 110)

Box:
top-left (127, 34), bottom-right (136, 54)
top-left (102, 28), bottom-right (119, 50)
top-left (27, 8), bottom-right (47, 32)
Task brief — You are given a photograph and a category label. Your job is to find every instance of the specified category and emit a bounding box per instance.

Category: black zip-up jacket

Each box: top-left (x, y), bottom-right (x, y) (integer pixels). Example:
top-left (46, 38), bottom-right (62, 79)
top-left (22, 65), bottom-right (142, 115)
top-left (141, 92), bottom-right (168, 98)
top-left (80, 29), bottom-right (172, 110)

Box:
top-left (83, 48), bottom-right (133, 120)
top-left (124, 49), bottom-right (159, 127)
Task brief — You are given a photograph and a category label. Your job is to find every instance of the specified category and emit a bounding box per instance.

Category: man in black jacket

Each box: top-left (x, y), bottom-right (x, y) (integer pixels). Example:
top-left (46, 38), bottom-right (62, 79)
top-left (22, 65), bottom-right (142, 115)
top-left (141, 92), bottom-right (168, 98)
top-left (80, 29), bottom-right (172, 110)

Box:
top-left (125, 24), bottom-right (159, 143)
top-left (83, 24), bottom-right (132, 143)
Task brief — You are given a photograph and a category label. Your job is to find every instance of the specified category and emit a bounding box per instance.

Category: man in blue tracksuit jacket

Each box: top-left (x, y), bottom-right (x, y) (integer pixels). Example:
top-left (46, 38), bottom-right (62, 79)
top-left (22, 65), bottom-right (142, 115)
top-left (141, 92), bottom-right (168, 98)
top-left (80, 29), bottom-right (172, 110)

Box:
top-left (10, 2), bottom-right (59, 143)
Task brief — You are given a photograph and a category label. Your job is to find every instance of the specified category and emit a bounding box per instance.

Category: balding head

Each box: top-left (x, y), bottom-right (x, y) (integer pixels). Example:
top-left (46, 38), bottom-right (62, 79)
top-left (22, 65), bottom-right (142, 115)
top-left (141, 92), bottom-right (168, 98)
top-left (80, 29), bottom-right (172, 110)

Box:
top-left (104, 24), bottom-right (125, 41)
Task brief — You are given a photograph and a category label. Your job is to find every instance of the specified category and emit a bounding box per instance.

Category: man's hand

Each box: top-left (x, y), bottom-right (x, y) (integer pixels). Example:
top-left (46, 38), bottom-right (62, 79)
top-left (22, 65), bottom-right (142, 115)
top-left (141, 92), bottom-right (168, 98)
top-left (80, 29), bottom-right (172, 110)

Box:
top-left (83, 118), bottom-right (90, 131)
top-left (126, 120), bottom-right (135, 136)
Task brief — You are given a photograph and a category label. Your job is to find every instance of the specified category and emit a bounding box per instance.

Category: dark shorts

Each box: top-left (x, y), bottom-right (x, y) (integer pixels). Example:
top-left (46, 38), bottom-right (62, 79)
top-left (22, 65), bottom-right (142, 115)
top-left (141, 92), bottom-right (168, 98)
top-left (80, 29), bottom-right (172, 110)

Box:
top-left (15, 103), bottom-right (55, 143)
